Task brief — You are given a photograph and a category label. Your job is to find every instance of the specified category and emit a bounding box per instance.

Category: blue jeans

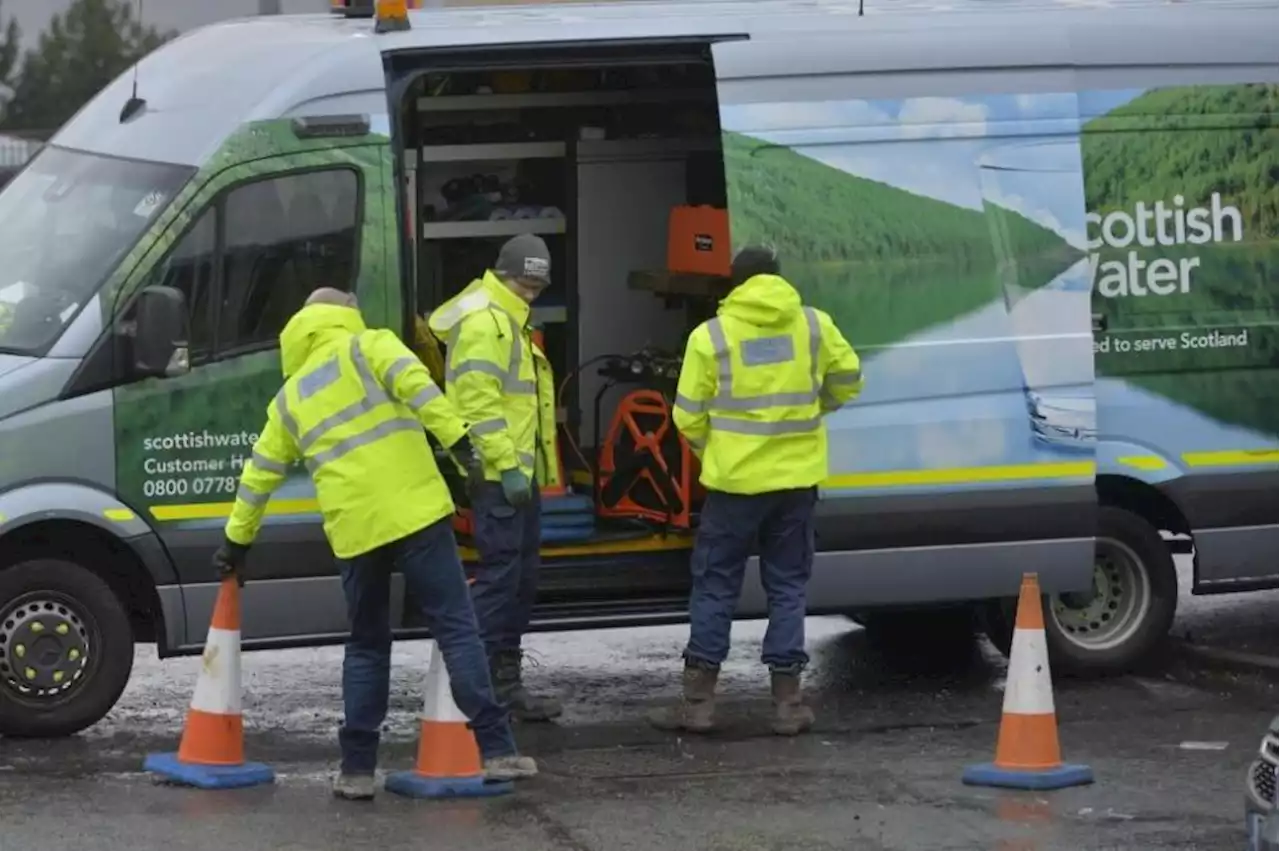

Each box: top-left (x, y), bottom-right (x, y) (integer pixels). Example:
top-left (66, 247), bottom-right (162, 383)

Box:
top-left (336, 517), bottom-right (517, 774)
top-left (684, 487), bottom-right (818, 672)
top-left (469, 481), bottom-right (541, 657)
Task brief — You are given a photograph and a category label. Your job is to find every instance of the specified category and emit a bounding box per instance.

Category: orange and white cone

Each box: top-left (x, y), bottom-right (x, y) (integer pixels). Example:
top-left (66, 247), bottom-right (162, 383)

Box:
top-left (384, 640), bottom-right (513, 799)
top-left (144, 577), bottom-right (274, 789)
top-left (963, 572), bottom-right (1093, 790)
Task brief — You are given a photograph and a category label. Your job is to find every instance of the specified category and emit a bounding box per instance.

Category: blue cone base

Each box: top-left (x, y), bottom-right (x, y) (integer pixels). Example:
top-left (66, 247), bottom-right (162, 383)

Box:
top-left (144, 752), bottom-right (275, 790)
top-left (384, 770), bottom-right (514, 799)
top-left (962, 761), bottom-right (1094, 790)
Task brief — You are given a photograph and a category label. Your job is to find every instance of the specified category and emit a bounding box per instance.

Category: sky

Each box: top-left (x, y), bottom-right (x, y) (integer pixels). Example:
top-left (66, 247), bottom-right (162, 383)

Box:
top-left (721, 89), bottom-right (1144, 250)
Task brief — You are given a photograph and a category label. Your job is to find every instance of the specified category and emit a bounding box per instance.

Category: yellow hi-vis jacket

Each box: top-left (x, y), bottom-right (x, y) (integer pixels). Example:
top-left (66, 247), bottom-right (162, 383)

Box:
top-left (673, 273), bottom-right (863, 495)
top-left (225, 303), bottom-right (472, 559)
top-left (428, 271), bottom-right (560, 488)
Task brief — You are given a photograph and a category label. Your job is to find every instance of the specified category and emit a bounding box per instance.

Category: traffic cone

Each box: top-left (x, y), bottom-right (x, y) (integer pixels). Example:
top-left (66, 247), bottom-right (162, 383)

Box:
top-left (384, 640), bottom-right (514, 799)
top-left (144, 577), bottom-right (274, 790)
top-left (963, 572), bottom-right (1093, 790)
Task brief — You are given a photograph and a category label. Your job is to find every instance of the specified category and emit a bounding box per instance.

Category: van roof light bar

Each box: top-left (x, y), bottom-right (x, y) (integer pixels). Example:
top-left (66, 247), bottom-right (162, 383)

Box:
top-left (331, 0), bottom-right (415, 30)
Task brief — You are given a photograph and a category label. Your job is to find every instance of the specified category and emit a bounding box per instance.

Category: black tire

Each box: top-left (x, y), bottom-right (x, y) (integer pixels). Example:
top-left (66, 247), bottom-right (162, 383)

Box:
top-left (0, 559), bottom-right (134, 738)
top-left (980, 506), bottom-right (1178, 676)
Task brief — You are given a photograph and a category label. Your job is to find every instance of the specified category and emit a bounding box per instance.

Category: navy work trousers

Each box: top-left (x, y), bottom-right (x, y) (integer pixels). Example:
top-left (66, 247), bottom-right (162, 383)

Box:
top-left (336, 516), bottom-right (516, 774)
top-left (469, 481), bottom-right (541, 658)
top-left (684, 486), bottom-right (819, 671)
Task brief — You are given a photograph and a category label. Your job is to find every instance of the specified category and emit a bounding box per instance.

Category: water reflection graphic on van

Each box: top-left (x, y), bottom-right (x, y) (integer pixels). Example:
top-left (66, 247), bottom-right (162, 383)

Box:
top-left (977, 139), bottom-right (1095, 453)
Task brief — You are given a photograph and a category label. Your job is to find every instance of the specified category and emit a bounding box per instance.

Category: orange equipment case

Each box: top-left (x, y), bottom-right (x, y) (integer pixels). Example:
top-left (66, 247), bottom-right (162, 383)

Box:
top-left (666, 205), bottom-right (730, 277)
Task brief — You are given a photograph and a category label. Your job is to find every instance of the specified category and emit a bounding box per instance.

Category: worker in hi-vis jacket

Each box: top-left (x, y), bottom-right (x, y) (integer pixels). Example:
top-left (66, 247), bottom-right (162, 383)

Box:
top-left (650, 245), bottom-right (864, 737)
top-left (215, 287), bottom-right (537, 800)
top-left (428, 235), bottom-right (564, 722)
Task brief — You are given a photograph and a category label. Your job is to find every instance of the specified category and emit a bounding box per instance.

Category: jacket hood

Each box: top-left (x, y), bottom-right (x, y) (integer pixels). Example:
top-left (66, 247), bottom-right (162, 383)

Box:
top-left (427, 271), bottom-right (528, 336)
top-left (719, 274), bottom-right (802, 328)
top-left (279, 303), bottom-right (367, 377)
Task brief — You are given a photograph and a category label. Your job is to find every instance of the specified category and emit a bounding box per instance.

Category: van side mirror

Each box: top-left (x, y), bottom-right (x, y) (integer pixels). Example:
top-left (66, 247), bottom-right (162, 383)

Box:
top-left (131, 285), bottom-right (190, 378)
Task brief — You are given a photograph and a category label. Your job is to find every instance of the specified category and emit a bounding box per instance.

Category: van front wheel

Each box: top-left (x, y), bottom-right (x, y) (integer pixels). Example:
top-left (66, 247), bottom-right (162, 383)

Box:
top-left (0, 559), bottom-right (134, 738)
top-left (981, 506), bottom-right (1178, 675)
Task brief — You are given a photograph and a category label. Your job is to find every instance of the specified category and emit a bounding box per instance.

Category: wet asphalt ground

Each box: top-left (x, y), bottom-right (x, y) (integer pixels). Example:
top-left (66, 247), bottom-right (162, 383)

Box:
top-left (0, 557), bottom-right (1275, 851)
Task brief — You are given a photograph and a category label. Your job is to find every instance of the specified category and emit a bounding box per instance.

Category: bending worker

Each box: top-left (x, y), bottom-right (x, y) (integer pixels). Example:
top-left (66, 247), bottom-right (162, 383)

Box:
top-left (428, 235), bottom-right (563, 722)
top-left (650, 245), bottom-right (864, 737)
top-left (214, 287), bottom-right (536, 800)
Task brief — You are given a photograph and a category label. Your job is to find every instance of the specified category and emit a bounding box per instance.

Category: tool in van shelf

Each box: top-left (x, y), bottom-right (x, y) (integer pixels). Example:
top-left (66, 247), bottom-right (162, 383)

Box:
top-left (589, 349), bottom-right (699, 531)
top-left (667, 205), bottom-right (730, 277)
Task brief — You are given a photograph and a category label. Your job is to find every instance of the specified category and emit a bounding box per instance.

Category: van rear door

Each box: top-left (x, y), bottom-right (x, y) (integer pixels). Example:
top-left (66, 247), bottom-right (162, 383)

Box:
top-left (709, 34), bottom-right (1098, 610)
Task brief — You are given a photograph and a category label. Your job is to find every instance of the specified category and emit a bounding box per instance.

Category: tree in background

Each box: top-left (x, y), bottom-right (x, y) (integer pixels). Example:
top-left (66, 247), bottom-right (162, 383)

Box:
top-left (0, 2), bottom-right (21, 107)
top-left (2, 0), bottom-right (174, 133)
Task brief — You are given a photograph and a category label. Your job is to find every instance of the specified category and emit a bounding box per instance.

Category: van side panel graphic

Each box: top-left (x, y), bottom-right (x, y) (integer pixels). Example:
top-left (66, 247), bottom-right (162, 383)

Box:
top-left (718, 83), bottom-right (1276, 549)
top-left (111, 118), bottom-right (399, 528)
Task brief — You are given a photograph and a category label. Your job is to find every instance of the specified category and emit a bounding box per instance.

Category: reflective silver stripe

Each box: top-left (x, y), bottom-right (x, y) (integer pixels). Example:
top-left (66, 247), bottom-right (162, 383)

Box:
top-left (306, 417), bottom-right (423, 473)
top-left (704, 311), bottom-right (825, 413)
top-left (295, 336), bottom-right (397, 452)
top-left (236, 485), bottom-right (271, 507)
top-left (296, 356), bottom-right (342, 401)
top-left (825, 368), bottom-right (862, 385)
top-left (431, 290), bottom-right (491, 333)
top-left (675, 393), bottom-right (707, 414)
top-left (251, 451), bottom-right (290, 476)
top-left (448, 359), bottom-right (508, 382)
top-left (298, 397), bottom-right (378, 452)
top-left (275, 391), bottom-right (299, 442)
top-left (502, 311), bottom-right (538, 394)
top-left (445, 310), bottom-right (536, 394)
top-left (408, 384), bottom-right (441, 411)
top-left (716, 390), bottom-right (818, 411)
top-left (517, 451), bottom-right (536, 468)
top-left (706, 318), bottom-right (733, 393)
top-left (349, 335), bottom-right (388, 400)
top-left (384, 356), bottom-right (416, 388)
top-left (708, 415), bottom-right (822, 435)
top-left (803, 308), bottom-right (821, 393)
top-left (472, 417), bottom-right (507, 436)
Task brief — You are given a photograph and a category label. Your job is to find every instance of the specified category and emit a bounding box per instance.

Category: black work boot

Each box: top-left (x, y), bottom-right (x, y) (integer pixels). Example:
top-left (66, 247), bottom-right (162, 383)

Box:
top-left (769, 666), bottom-right (815, 736)
top-left (491, 649), bottom-right (562, 722)
top-left (648, 659), bottom-right (719, 733)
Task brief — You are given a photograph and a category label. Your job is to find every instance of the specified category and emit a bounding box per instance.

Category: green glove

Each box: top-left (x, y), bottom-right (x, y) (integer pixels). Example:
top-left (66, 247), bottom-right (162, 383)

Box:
top-left (500, 467), bottom-right (532, 507)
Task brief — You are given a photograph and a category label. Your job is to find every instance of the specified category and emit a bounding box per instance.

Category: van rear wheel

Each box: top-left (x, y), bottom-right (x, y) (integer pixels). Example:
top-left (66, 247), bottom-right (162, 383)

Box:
top-left (980, 506), bottom-right (1177, 674)
top-left (0, 559), bottom-right (134, 738)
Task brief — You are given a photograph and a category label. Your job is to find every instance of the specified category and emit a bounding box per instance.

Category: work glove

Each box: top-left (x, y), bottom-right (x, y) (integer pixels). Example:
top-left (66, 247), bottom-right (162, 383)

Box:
top-left (450, 435), bottom-right (486, 497)
top-left (500, 467), bottom-right (532, 507)
top-left (212, 539), bottom-right (250, 587)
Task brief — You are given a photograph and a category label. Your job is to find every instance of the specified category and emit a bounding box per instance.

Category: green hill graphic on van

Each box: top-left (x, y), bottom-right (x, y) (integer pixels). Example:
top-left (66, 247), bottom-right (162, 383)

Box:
top-left (721, 129), bottom-right (1076, 350)
top-left (1082, 83), bottom-right (1278, 437)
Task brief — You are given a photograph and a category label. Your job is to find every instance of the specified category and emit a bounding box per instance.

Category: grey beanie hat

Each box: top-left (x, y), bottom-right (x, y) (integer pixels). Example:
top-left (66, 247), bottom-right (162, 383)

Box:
top-left (494, 234), bottom-right (552, 288)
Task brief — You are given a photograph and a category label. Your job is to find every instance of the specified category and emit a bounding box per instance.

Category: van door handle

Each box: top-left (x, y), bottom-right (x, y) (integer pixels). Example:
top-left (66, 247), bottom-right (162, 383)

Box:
top-left (1091, 313), bottom-right (1108, 333)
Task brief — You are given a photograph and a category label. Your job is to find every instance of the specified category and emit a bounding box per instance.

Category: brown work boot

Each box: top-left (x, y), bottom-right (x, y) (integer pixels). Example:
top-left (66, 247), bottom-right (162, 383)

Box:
top-left (648, 661), bottom-right (719, 733)
top-left (483, 754), bottom-right (539, 781)
top-left (769, 668), bottom-right (815, 736)
top-left (492, 649), bottom-right (562, 722)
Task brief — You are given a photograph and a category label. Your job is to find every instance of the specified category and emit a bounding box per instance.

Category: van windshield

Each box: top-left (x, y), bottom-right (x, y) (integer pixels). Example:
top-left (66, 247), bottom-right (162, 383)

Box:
top-left (0, 145), bottom-right (194, 356)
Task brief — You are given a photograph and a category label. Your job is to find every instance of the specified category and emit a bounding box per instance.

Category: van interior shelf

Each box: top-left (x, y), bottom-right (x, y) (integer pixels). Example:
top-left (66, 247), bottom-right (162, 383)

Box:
top-left (418, 141), bottom-right (568, 163)
top-left (627, 269), bottom-right (730, 300)
top-left (421, 218), bottom-right (567, 240)
top-left (415, 87), bottom-right (716, 113)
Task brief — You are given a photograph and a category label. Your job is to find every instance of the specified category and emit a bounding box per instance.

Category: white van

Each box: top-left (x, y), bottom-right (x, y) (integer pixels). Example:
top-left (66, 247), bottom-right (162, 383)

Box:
top-left (0, 0), bottom-right (1275, 737)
